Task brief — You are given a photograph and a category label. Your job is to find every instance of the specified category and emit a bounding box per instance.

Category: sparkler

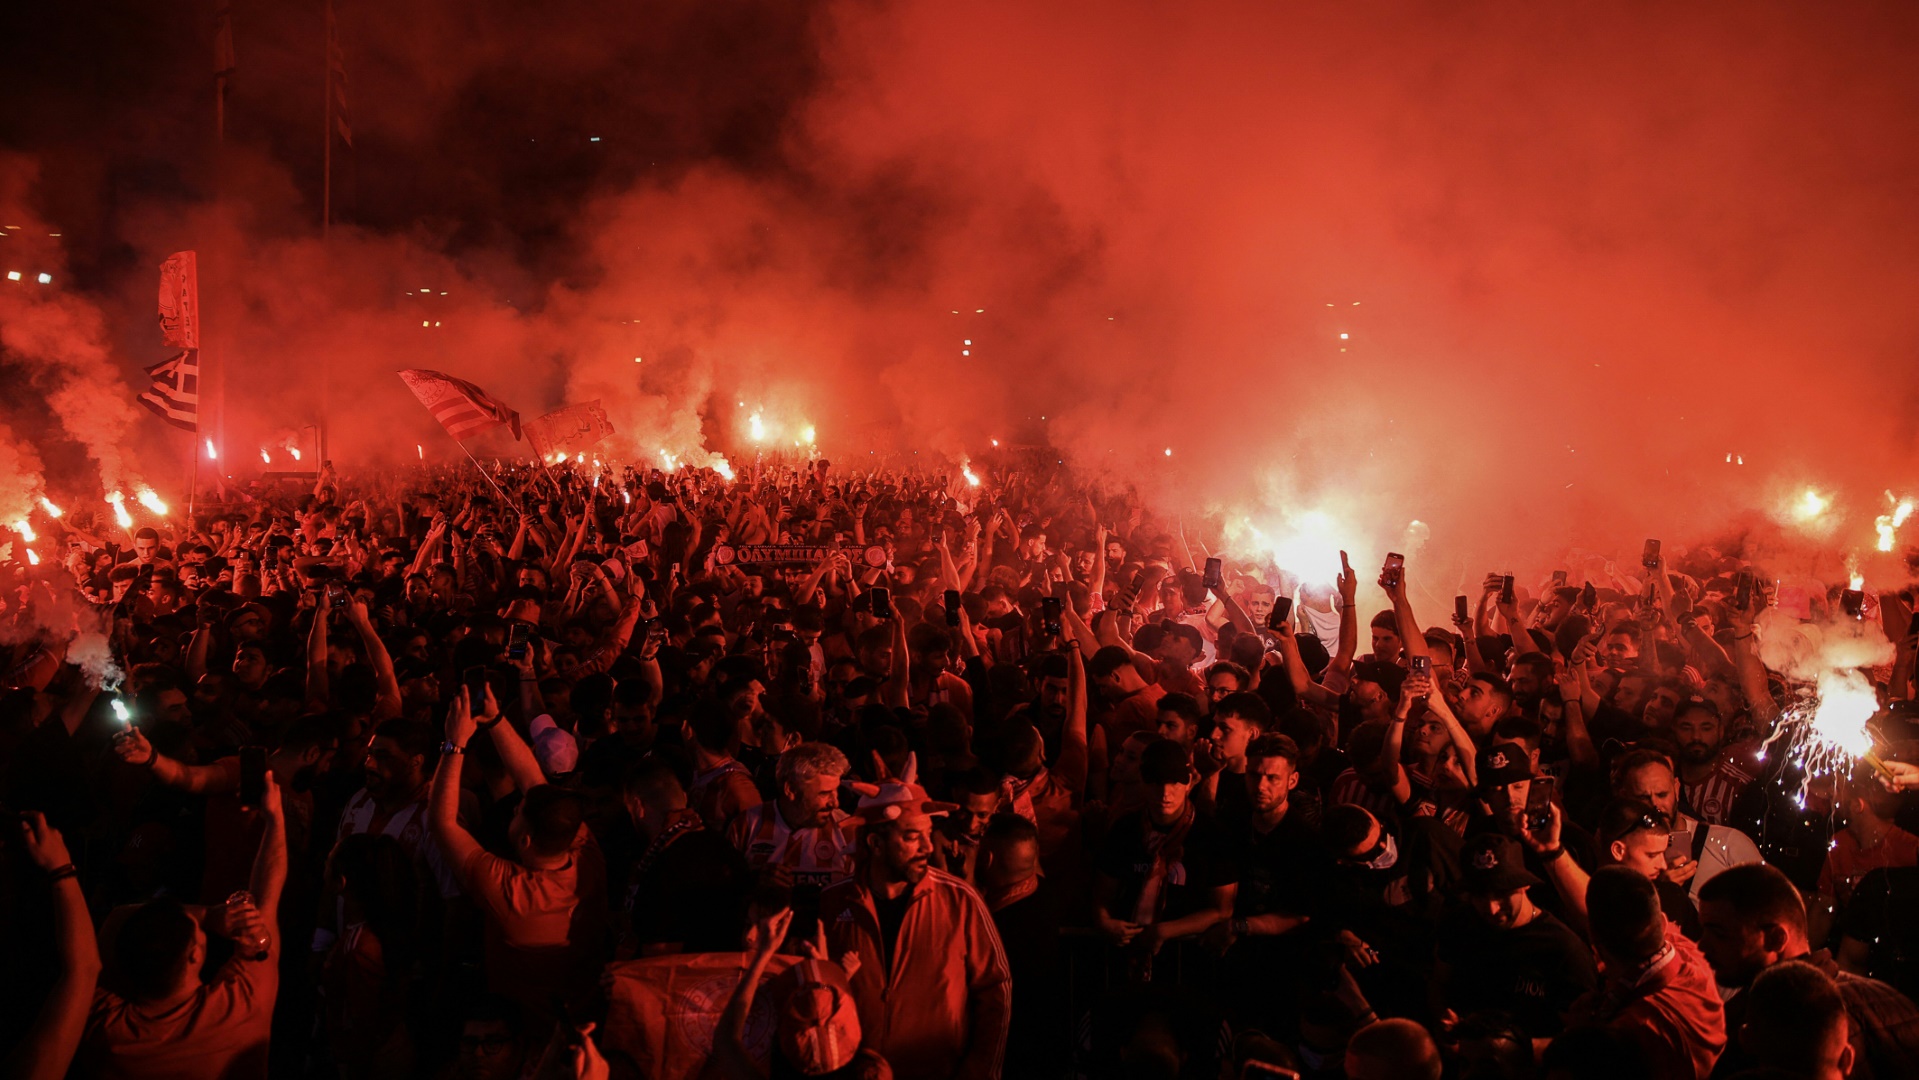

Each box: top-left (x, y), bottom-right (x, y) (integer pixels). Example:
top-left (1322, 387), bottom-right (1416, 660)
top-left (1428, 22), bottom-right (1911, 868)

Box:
top-left (135, 488), bottom-right (168, 515)
top-left (106, 491), bottom-right (133, 528)
top-left (1756, 670), bottom-right (1897, 805)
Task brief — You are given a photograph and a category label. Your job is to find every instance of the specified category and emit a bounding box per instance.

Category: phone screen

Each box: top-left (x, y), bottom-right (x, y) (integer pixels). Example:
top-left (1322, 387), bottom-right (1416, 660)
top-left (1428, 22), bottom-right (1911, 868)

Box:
top-left (507, 623), bottom-right (531, 661)
top-left (1526, 775), bottom-right (1556, 831)
top-left (1409, 654), bottom-right (1431, 676)
top-left (1454, 595), bottom-right (1470, 622)
top-left (464, 666), bottom-right (489, 704)
top-left (1202, 557), bottom-right (1223, 590)
top-left (1642, 538), bottom-right (1661, 569)
top-left (239, 746), bottom-right (268, 808)
top-left (1267, 596), bottom-right (1293, 631)
top-left (1041, 596), bottom-right (1063, 637)
top-left (1551, 570), bottom-right (1568, 588)
top-left (1500, 574), bottom-right (1516, 604)
top-left (1382, 552), bottom-right (1405, 587)
top-left (870, 587), bottom-right (892, 619)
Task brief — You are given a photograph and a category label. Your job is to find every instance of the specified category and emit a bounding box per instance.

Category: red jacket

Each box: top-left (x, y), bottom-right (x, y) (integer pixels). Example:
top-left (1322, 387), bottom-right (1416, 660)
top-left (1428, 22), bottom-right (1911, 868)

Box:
top-left (821, 867), bottom-right (1012, 1080)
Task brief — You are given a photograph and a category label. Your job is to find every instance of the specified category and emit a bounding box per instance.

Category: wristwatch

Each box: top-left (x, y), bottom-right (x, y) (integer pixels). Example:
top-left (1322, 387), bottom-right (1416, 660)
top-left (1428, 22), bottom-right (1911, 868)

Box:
top-left (440, 741), bottom-right (467, 756)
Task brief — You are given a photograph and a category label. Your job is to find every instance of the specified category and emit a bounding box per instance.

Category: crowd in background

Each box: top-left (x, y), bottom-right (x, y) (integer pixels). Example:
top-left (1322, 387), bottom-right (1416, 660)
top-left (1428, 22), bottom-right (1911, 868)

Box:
top-left (5, 453), bottom-right (1919, 1080)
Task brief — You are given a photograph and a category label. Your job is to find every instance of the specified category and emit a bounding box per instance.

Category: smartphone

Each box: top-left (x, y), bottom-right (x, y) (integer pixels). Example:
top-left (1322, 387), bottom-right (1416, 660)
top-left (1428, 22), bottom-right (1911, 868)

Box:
top-left (1454, 595), bottom-right (1470, 622)
top-left (1908, 609), bottom-right (1919, 639)
top-left (239, 746), bottom-right (268, 808)
top-left (1409, 654), bottom-right (1431, 677)
top-left (463, 665), bottom-right (490, 704)
top-left (506, 622), bottom-right (531, 662)
top-left (1841, 589), bottom-right (1866, 620)
top-left (1500, 574), bottom-right (1516, 604)
top-left (1202, 557), bottom-right (1224, 591)
top-left (328, 585), bottom-right (348, 610)
top-left (870, 586), bottom-right (892, 619)
top-left (1734, 570), bottom-right (1754, 611)
top-left (1642, 538), bottom-right (1661, 570)
top-left (1551, 569), bottom-right (1568, 588)
top-left (1581, 581), bottom-right (1598, 609)
top-left (1665, 824), bottom-right (1694, 866)
top-left (1041, 596), bottom-right (1063, 638)
top-left (944, 589), bottom-right (962, 627)
top-left (1267, 596), bottom-right (1294, 632)
top-left (1526, 774), bottom-right (1557, 832)
top-left (643, 617), bottom-right (666, 646)
top-left (1382, 552), bottom-right (1405, 589)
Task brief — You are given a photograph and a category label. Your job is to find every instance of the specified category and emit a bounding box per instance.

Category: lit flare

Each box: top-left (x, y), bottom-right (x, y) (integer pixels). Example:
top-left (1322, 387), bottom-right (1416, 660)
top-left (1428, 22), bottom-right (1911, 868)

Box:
top-left (106, 492), bottom-right (133, 528)
top-left (24, 548), bottom-right (39, 566)
top-left (136, 488), bottom-right (168, 515)
top-left (39, 497), bottom-right (62, 518)
top-left (13, 520), bottom-right (35, 543)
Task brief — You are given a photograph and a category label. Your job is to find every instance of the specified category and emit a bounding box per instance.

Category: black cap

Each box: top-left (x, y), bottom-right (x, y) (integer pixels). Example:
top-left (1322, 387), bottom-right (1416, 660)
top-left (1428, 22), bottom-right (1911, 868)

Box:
top-left (1476, 741), bottom-right (1534, 792)
top-left (1139, 738), bottom-right (1194, 785)
top-left (1461, 834), bottom-right (1543, 895)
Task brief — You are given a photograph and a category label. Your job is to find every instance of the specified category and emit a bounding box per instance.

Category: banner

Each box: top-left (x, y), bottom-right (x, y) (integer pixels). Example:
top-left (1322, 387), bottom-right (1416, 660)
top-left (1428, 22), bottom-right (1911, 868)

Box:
top-left (714, 544), bottom-right (889, 568)
top-left (158, 252), bottom-right (199, 350)
top-left (600, 952), bottom-right (796, 1080)
top-left (525, 400), bottom-right (616, 459)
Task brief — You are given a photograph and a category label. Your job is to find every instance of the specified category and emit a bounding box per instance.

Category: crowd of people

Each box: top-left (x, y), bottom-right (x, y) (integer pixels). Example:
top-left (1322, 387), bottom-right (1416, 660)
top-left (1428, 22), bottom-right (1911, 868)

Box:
top-left (4, 452), bottom-right (1919, 1080)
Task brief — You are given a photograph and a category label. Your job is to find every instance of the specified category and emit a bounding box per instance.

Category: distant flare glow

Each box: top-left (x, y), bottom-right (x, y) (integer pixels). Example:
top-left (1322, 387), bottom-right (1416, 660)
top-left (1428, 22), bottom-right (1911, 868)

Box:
top-left (990, 438), bottom-right (999, 447)
top-left (1164, 447), bottom-right (1173, 457)
top-left (1795, 488), bottom-right (1829, 521)
top-left (713, 457), bottom-right (735, 481)
top-left (417, 445), bottom-right (424, 460)
top-left (1876, 493), bottom-right (1914, 552)
top-left (136, 488), bottom-right (168, 515)
top-left (801, 425), bottom-right (816, 445)
top-left (39, 497), bottom-right (62, 518)
top-left (288, 446), bottom-right (302, 462)
top-left (261, 448), bottom-right (272, 464)
top-left (205, 439), bottom-right (218, 460)
top-left (622, 489), bottom-right (631, 504)
top-left (13, 520), bottom-right (34, 542)
top-left (106, 492), bottom-right (133, 528)
top-left (961, 459), bottom-right (981, 487)
top-left (24, 548), bottom-right (39, 566)
top-left (1243, 510), bottom-right (1345, 584)
top-left (659, 449), bottom-right (679, 472)
top-left (749, 411), bottom-right (766, 442)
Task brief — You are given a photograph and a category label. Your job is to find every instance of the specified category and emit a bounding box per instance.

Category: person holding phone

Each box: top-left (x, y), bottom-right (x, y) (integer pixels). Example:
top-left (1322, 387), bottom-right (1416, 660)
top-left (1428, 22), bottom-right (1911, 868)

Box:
top-left (1433, 834), bottom-right (1595, 1041)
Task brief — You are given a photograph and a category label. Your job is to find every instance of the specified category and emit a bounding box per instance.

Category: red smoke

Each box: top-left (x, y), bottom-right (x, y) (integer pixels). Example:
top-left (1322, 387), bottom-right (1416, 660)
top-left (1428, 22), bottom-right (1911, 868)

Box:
top-left (6, 1), bottom-right (1919, 604)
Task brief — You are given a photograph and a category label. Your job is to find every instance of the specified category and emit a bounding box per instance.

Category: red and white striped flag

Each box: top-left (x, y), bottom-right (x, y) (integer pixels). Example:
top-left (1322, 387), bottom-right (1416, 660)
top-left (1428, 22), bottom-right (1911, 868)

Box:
top-left (138, 351), bottom-right (200, 431)
top-left (398, 369), bottom-right (521, 441)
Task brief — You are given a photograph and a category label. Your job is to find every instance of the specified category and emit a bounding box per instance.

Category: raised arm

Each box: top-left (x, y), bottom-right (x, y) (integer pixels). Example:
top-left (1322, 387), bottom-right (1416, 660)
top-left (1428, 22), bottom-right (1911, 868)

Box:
top-left (345, 598), bottom-right (403, 721)
top-left (1058, 642), bottom-right (1089, 799)
top-left (250, 775), bottom-right (290, 951)
top-left (430, 690), bottom-right (485, 884)
top-left (305, 595), bottom-right (331, 709)
top-left (482, 686), bottom-right (549, 795)
top-left (7, 814), bottom-right (100, 1080)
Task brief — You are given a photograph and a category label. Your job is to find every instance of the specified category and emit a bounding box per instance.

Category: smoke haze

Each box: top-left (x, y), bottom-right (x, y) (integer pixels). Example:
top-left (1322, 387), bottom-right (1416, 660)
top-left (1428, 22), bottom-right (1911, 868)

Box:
top-left (4, 0), bottom-right (1919, 598)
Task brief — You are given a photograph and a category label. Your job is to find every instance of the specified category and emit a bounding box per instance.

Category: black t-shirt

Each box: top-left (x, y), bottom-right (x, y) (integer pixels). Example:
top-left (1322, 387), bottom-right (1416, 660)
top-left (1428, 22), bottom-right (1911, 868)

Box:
top-left (1435, 904), bottom-right (1597, 1038)
top-left (1841, 866), bottom-right (1919, 1001)
top-left (1095, 806), bottom-right (1238, 922)
top-left (626, 827), bottom-right (750, 953)
top-left (1227, 802), bottom-right (1330, 919)
top-left (874, 886), bottom-right (914, 969)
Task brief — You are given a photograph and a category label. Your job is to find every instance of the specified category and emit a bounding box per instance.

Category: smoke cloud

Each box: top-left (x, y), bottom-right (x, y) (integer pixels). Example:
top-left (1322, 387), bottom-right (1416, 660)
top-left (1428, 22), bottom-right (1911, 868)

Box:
top-left (5, 1), bottom-right (1919, 613)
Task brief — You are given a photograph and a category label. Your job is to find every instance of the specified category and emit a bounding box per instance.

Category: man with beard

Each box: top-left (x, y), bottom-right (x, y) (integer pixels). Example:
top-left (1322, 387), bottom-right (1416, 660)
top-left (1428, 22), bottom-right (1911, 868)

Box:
top-left (1698, 864), bottom-right (1919, 1080)
top-left (319, 716), bottom-right (462, 934)
top-left (729, 742), bottom-right (860, 929)
top-left (1434, 834), bottom-right (1595, 1042)
top-left (1670, 699), bottom-right (1753, 828)
top-left (821, 777), bottom-right (1011, 1080)
top-left (1612, 749), bottom-right (1761, 904)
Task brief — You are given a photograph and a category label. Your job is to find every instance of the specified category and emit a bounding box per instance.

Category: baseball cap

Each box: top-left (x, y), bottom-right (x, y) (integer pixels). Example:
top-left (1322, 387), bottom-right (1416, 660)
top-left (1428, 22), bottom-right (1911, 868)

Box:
top-left (1476, 741), bottom-right (1534, 792)
top-left (1461, 834), bottom-right (1543, 895)
top-left (528, 714), bottom-right (580, 779)
top-left (854, 779), bottom-right (956, 825)
top-left (774, 958), bottom-right (861, 1075)
top-left (1139, 738), bottom-right (1194, 786)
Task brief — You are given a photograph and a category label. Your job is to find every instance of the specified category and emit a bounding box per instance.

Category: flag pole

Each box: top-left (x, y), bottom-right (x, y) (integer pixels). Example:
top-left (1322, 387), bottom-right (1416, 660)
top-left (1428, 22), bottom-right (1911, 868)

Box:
top-left (457, 440), bottom-right (513, 504)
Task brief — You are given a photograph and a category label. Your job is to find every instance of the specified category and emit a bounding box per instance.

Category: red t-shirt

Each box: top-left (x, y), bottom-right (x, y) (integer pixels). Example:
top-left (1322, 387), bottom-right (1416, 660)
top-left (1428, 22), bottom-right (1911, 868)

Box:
top-left (82, 953), bottom-right (278, 1080)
